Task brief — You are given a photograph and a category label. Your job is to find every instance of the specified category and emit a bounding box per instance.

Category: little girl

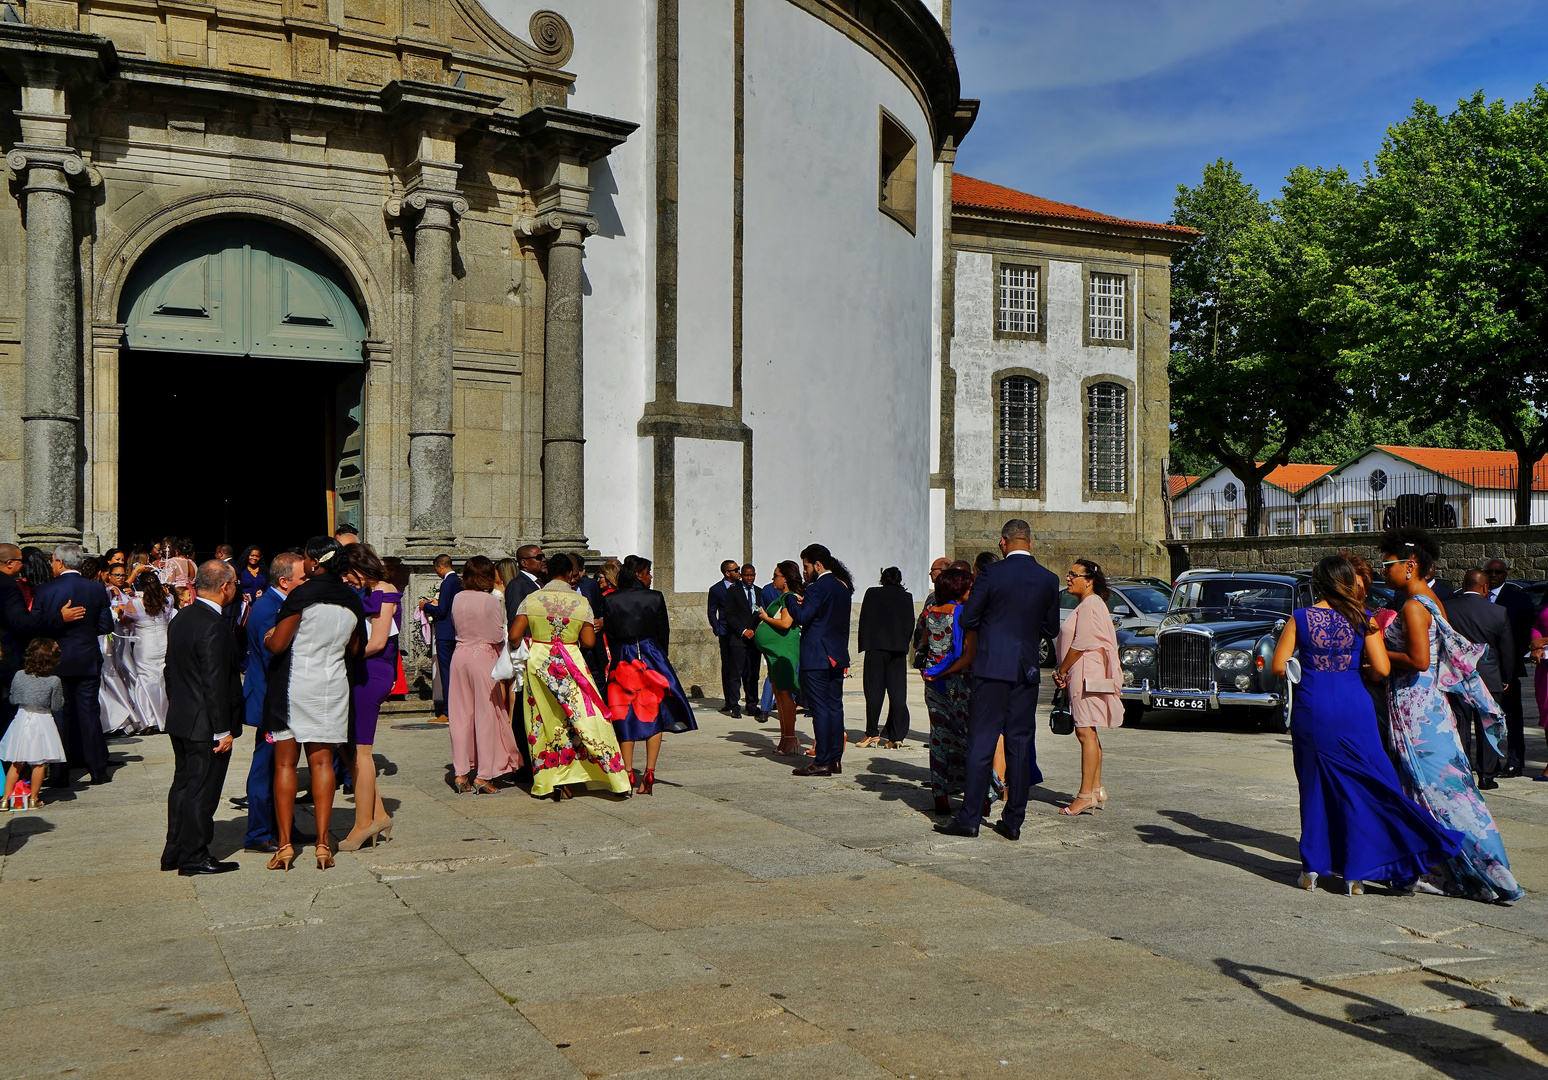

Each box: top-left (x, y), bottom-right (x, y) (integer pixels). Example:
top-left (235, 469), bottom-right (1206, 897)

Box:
top-left (1, 638), bottom-right (67, 810)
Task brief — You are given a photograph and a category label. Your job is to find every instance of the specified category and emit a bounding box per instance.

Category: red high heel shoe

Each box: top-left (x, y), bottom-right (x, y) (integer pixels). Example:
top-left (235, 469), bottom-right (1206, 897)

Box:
top-left (640, 769), bottom-right (655, 795)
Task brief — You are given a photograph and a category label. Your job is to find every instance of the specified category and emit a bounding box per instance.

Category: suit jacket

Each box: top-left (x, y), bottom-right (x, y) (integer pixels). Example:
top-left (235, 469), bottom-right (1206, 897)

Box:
top-left (165, 601), bottom-right (243, 742)
top-left (1430, 578), bottom-right (1457, 602)
top-left (858, 584), bottom-right (916, 653)
top-left (242, 587), bottom-right (287, 728)
top-left (31, 572), bottom-right (113, 678)
top-left (1446, 591), bottom-right (1513, 695)
top-left (1491, 583), bottom-right (1536, 681)
top-left (723, 580), bottom-right (762, 639)
top-left (958, 552), bottom-right (1061, 683)
top-left (788, 572), bottom-right (852, 671)
top-left (707, 578), bottom-right (731, 638)
top-left (760, 582), bottom-right (781, 607)
top-left (574, 574), bottom-right (608, 672)
top-left (0, 571), bottom-right (64, 679)
top-left (422, 572), bottom-right (462, 642)
top-left (503, 571), bottom-right (541, 626)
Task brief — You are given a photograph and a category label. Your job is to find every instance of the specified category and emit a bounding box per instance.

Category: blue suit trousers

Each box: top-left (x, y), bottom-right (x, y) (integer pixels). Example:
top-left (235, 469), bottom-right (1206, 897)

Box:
top-left (244, 730), bottom-right (276, 845)
top-left (805, 667), bottom-right (845, 766)
top-left (956, 674), bottom-right (1042, 831)
top-left (435, 639), bottom-right (455, 711)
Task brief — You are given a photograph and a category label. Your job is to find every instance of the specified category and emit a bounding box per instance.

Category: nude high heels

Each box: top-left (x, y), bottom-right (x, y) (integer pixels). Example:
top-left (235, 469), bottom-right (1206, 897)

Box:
top-left (1092, 786), bottom-right (1108, 810)
top-left (267, 844), bottom-right (296, 872)
top-left (316, 842), bottom-right (334, 871)
top-left (337, 816), bottom-right (393, 852)
top-left (1059, 792), bottom-right (1096, 816)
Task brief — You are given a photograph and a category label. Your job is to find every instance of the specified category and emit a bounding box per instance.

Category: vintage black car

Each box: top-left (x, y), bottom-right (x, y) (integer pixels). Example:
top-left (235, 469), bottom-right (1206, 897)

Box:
top-left (1118, 569), bottom-right (1313, 732)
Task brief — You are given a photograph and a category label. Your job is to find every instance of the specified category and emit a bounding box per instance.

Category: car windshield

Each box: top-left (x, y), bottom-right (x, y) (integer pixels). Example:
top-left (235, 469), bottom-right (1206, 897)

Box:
top-left (1112, 587), bottom-right (1170, 614)
top-left (1170, 579), bottom-right (1294, 615)
top-left (1060, 592), bottom-right (1080, 610)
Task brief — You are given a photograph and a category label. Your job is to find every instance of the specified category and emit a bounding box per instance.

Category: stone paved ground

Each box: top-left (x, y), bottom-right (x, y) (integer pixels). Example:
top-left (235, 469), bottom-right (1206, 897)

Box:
top-left (5, 679), bottom-right (1548, 1080)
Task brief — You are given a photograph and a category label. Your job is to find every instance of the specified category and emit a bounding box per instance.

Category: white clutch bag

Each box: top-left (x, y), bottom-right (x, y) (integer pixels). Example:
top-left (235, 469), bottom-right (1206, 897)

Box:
top-left (491, 640), bottom-right (529, 686)
top-left (1285, 657), bottom-right (1301, 685)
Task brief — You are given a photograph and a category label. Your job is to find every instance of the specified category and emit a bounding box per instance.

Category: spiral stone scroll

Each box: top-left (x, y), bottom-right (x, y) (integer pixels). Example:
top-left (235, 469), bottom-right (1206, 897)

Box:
top-left (528, 10), bottom-right (574, 67)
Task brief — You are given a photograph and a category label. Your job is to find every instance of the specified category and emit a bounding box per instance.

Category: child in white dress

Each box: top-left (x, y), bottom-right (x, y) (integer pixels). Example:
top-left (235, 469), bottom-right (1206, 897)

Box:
top-left (1, 639), bottom-right (67, 810)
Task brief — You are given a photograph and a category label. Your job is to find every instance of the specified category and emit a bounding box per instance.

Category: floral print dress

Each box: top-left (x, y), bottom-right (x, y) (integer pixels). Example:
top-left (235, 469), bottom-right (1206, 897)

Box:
top-left (1386, 594), bottom-right (1522, 902)
top-left (920, 604), bottom-right (1004, 806)
top-left (518, 583), bottom-right (631, 797)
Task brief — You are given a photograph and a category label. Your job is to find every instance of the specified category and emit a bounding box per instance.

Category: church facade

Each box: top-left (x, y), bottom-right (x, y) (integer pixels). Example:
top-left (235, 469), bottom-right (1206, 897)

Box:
top-left (0, 0), bottom-right (970, 690)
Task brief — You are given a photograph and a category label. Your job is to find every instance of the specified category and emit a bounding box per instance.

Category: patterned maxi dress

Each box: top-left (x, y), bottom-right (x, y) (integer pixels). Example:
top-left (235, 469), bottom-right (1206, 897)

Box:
top-left (1385, 594), bottom-right (1523, 902)
top-left (518, 582), bottom-right (631, 797)
top-left (920, 603), bottom-right (1004, 805)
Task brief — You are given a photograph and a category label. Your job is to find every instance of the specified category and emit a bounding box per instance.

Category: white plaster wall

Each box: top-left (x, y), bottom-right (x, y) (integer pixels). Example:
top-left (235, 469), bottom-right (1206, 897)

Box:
top-left (675, 438), bottom-right (745, 587)
top-left (484, 0), bottom-right (652, 558)
top-left (742, 0), bottom-right (936, 594)
top-left (675, 0), bottom-right (736, 407)
top-left (952, 250), bottom-right (1138, 514)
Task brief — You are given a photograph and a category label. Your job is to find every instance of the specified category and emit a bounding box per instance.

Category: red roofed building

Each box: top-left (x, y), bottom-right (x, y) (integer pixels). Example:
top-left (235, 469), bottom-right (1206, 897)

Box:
top-left (935, 174), bottom-right (1196, 576)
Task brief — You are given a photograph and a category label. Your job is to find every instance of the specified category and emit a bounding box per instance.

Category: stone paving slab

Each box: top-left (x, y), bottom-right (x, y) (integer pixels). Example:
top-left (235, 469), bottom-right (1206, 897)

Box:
top-left (6, 682), bottom-right (1548, 1078)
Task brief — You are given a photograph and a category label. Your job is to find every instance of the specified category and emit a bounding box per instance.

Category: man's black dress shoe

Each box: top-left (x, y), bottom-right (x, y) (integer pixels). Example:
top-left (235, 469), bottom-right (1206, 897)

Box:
top-left (792, 762), bottom-right (837, 777)
top-left (244, 840), bottom-right (281, 854)
top-left (755, 711), bottom-right (769, 724)
top-left (1479, 777), bottom-right (1500, 790)
top-left (717, 706), bottom-right (736, 716)
top-left (934, 821), bottom-right (979, 838)
top-left (91, 771), bottom-right (113, 785)
top-left (1502, 767), bottom-right (1524, 778)
top-left (730, 708), bottom-right (742, 719)
top-left (992, 821), bottom-right (1021, 841)
top-left (178, 859), bottom-right (239, 876)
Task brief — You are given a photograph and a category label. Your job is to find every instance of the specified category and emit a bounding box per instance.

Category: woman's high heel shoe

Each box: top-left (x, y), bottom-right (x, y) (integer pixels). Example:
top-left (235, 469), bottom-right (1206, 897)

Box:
top-left (316, 843), bottom-right (334, 871)
top-left (337, 816), bottom-right (393, 852)
top-left (267, 844), bottom-right (296, 872)
top-left (452, 777), bottom-right (472, 794)
top-left (1059, 792), bottom-right (1096, 816)
top-left (1344, 879), bottom-right (1364, 896)
top-left (1297, 871), bottom-right (1318, 891)
top-left (472, 779), bottom-right (500, 795)
top-left (640, 769), bottom-right (655, 796)
top-left (1092, 787), bottom-right (1108, 810)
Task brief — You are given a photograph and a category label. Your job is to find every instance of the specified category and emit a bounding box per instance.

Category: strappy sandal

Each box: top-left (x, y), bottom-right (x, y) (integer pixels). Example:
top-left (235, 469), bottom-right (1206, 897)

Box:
top-left (472, 779), bottom-right (500, 795)
top-left (452, 776), bottom-right (473, 794)
top-left (267, 844), bottom-right (296, 872)
top-left (315, 842), bottom-right (334, 871)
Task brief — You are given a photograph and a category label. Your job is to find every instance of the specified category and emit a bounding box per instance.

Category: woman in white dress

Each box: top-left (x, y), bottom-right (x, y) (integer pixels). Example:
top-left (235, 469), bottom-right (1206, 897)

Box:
top-left (97, 566), bottom-right (138, 734)
top-left (118, 572), bottom-right (174, 733)
top-left (263, 537), bottom-right (365, 871)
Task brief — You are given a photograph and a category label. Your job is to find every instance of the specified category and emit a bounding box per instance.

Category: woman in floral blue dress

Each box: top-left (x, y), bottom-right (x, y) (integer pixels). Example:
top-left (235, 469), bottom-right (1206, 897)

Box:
top-left (919, 567), bottom-right (1004, 816)
top-left (1380, 529), bottom-right (1522, 902)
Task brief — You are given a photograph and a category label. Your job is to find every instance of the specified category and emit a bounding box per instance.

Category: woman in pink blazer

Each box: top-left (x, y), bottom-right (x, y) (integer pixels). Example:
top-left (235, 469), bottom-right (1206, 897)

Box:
top-left (1053, 558), bottom-right (1124, 816)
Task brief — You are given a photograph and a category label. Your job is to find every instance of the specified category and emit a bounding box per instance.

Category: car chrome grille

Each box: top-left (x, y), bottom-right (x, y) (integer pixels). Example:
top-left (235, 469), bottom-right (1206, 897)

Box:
top-left (1158, 633), bottom-right (1211, 692)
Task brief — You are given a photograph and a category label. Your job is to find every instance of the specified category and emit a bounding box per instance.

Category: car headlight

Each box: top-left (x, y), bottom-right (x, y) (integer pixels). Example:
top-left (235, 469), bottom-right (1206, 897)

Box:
top-left (1216, 649), bottom-right (1251, 670)
top-left (1234, 674), bottom-right (1252, 690)
top-left (1122, 668), bottom-right (1135, 686)
top-left (1120, 647), bottom-right (1155, 667)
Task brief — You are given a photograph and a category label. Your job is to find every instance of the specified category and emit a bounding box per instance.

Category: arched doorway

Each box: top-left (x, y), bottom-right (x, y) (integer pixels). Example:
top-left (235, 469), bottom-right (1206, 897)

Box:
top-left (117, 221), bottom-right (368, 559)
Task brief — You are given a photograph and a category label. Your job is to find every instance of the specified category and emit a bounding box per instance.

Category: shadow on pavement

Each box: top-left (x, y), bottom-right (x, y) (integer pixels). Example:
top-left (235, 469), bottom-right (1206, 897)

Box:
top-left (1135, 810), bottom-right (1300, 884)
top-left (1216, 960), bottom-right (1548, 1077)
top-left (2, 813), bottom-right (56, 853)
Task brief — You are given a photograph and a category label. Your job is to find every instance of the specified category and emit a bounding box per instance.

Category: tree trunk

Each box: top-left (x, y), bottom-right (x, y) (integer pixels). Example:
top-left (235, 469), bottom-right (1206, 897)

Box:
top-left (1244, 477), bottom-right (1264, 537)
top-left (1515, 448), bottom-right (1537, 526)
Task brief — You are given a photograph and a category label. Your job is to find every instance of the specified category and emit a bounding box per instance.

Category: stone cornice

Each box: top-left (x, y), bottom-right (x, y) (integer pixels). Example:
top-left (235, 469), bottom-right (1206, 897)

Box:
top-left (783, 0), bottom-right (962, 157)
top-left (502, 107), bottom-right (640, 164)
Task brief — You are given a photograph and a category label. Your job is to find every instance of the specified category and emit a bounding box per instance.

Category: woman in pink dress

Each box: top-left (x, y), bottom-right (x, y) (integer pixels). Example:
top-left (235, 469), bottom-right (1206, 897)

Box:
top-left (1052, 558), bottom-right (1124, 816)
top-left (448, 556), bottom-right (522, 794)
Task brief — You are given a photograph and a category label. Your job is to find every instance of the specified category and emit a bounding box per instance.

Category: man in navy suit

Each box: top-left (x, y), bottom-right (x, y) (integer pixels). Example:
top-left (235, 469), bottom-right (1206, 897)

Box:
top-left (241, 552), bottom-right (305, 852)
top-left (417, 554), bottom-right (461, 721)
top-left (33, 544), bottom-right (115, 786)
top-left (1484, 558), bottom-right (1534, 775)
top-left (0, 542), bottom-right (83, 739)
top-left (707, 559), bottom-right (742, 715)
top-left (787, 544), bottom-right (853, 776)
top-left (937, 519), bottom-right (1060, 840)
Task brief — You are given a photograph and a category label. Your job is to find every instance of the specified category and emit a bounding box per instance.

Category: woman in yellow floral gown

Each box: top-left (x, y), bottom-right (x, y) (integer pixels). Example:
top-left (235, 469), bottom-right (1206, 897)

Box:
top-left (509, 554), bottom-right (631, 799)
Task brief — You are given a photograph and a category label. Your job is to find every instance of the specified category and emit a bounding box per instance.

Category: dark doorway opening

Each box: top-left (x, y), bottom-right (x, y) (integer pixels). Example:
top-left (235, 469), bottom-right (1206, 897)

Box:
top-left (117, 350), bottom-right (358, 561)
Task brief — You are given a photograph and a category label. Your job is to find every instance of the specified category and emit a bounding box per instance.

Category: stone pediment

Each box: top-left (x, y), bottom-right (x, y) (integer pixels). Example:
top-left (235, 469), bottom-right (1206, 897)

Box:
top-left (38, 1), bottom-right (572, 101)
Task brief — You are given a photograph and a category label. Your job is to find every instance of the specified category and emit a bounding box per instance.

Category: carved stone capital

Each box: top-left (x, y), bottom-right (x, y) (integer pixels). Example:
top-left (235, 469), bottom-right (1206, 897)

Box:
top-left (6, 146), bottom-right (101, 193)
top-left (385, 188), bottom-right (468, 227)
top-left (515, 210), bottom-right (598, 238)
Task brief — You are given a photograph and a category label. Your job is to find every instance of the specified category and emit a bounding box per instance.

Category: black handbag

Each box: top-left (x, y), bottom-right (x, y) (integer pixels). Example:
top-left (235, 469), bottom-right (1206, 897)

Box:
top-left (1049, 686), bottom-right (1075, 735)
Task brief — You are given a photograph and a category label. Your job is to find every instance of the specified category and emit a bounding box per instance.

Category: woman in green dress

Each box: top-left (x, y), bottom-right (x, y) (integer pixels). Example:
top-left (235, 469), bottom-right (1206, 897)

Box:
top-left (754, 560), bottom-right (804, 755)
top-left (508, 554), bottom-right (632, 800)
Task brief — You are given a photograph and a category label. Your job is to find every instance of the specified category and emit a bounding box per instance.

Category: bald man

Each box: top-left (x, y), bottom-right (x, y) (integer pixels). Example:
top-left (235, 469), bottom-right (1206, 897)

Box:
top-left (0, 543), bottom-right (84, 739)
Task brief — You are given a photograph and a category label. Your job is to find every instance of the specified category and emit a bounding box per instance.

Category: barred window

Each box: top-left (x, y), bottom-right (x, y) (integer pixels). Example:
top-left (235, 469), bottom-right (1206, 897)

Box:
top-left (1086, 382), bottom-right (1127, 494)
top-left (997, 265), bottom-right (1038, 334)
top-left (1089, 272), bottom-right (1126, 340)
top-left (998, 376), bottom-right (1039, 490)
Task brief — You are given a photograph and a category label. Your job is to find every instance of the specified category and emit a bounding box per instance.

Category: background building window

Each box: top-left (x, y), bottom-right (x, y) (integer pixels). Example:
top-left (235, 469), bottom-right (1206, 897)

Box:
top-left (878, 109), bottom-right (917, 233)
top-left (1273, 518), bottom-right (1292, 536)
top-left (1089, 272), bottom-right (1126, 340)
top-left (1086, 382), bottom-right (1127, 494)
top-left (997, 375), bottom-right (1039, 490)
top-left (1208, 520), bottom-right (1225, 539)
top-left (1348, 512), bottom-right (1372, 533)
top-left (1313, 517), bottom-right (1331, 534)
top-left (997, 265), bottom-right (1038, 334)
top-left (1177, 522), bottom-right (1194, 540)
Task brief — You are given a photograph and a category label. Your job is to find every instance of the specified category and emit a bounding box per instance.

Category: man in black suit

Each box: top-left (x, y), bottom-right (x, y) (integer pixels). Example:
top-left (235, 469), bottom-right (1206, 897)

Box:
top-left (32, 544), bottom-right (114, 786)
top-left (0, 543), bottom-right (83, 739)
top-left (504, 543), bottom-right (545, 624)
top-left (1484, 558), bottom-right (1534, 776)
top-left (162, 559), bottom-right (242, 876)
top-left (937, 519), bottom-right (1060, 841)
top-left (706, 559), bottom-right (742, 716)
top-left (1447, 570), bottom-right (1514, 789)
top-left (721, 563), bottom-right (763, 719)
top-left (417, 554), bottom-right (463, 722)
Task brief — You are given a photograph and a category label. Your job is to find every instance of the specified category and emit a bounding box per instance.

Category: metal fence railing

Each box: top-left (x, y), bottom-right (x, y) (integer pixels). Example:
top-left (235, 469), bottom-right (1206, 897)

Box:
top-left (1172, 464), bottom-right (1548, 538)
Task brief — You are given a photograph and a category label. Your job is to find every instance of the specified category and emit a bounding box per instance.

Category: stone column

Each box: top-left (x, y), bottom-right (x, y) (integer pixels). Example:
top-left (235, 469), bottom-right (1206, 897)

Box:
top-left (402, 188), bottom-right (466, 550)
top-left (8, 147), bottom-right (88, 547)
top-left (541, 220), bottom-right (593, 550)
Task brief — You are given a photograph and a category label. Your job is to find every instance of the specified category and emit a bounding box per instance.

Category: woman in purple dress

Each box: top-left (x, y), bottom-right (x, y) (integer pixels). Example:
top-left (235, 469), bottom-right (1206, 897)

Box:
top-left (338, 543), bottom-right (399, 850)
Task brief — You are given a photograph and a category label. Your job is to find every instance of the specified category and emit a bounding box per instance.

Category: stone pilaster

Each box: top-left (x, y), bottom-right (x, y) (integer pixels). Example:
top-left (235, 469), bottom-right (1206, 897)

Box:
top-left (534, 215), bottom-right (596, 551)
top-left (392, 185), bottom-right (467, 552)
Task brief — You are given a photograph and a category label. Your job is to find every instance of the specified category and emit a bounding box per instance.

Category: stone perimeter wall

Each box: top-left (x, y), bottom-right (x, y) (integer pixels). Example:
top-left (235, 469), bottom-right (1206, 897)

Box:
top-left (1166, 524), bottom-right (1548, 583)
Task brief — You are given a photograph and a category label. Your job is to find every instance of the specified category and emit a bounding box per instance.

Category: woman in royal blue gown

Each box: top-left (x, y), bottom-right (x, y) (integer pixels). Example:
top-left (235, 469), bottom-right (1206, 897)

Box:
top-left (1271, 555), bottom-right (1463, 895)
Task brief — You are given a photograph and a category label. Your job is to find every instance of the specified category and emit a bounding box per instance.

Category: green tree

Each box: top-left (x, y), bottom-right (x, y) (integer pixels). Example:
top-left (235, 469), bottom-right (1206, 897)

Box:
top-left (1170, 160), bottom-right (1359, 535)
top-left (1342, 90), bottom-right (1548, 524)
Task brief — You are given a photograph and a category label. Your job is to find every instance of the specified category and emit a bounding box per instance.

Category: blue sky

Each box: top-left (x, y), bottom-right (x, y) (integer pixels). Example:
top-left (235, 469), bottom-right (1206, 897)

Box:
top-left (951, 0), bottom-right (1548, 224)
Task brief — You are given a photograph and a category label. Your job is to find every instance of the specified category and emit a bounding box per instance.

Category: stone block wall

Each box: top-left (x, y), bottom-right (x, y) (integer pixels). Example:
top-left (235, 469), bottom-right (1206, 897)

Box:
top-left (1166, 525), bottom-right (1548, 582)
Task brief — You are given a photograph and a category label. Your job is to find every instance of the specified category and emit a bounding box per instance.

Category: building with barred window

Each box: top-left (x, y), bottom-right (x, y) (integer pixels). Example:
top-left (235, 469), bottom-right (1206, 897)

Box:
top-left (935, 175), bottom-right (1195, 578)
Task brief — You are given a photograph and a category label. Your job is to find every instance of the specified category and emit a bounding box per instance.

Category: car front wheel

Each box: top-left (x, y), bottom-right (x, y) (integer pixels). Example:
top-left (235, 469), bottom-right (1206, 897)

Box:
top-left (1123, 701), bottom-right (1144, 727)
top-left (1259, 695), bottom-right (1292, 734)
top-left (1039, 639), bottom-right (1053, 668)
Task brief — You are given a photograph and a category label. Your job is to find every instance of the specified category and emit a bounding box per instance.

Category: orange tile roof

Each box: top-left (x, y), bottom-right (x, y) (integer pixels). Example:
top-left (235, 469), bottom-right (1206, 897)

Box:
top-left (1264, 463), bottom-right (1333, 494)
top-left (953, 174), bottom-right (1199, 238)
top-left (1168, 475), bottom-right (1198, 497)
top-left (1372, 446), bottom-right (1548, 491)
